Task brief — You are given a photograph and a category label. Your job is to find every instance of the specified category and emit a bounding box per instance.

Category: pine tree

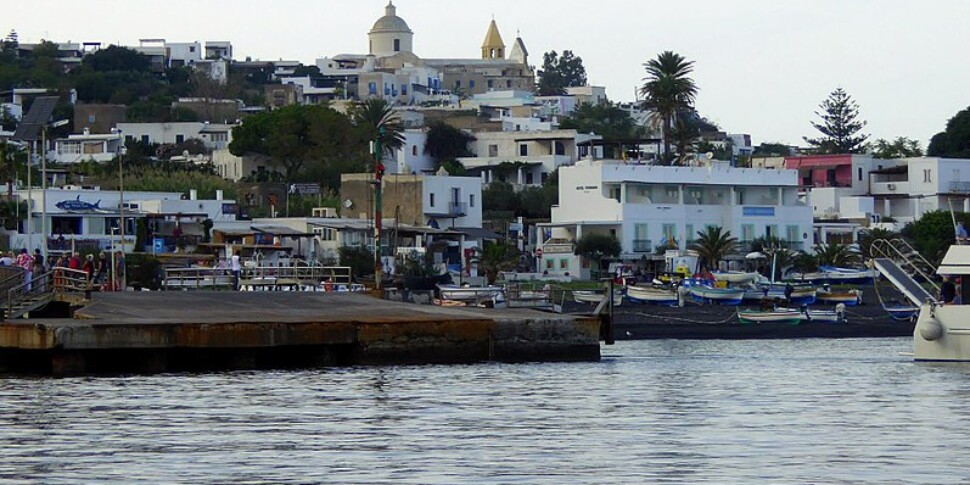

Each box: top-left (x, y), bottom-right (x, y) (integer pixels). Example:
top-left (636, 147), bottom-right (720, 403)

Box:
top-left (804, 88), bottom-right (869, 154)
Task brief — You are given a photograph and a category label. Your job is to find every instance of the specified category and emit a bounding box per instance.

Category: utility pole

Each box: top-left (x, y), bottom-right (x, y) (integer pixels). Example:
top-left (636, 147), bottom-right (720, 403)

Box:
top-left (373, 127), bottom-right (384, 291)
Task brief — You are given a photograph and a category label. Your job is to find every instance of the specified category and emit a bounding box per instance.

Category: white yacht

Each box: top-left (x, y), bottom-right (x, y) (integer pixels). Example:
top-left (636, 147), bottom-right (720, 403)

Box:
top-left (912, 246), bottom-right (970, 362)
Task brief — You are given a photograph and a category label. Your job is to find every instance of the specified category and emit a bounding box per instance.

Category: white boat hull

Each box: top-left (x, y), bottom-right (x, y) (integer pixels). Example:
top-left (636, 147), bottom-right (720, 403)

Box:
top-left (712, 271), bottom-right (759, 284)
top-left (914, 304), bottom-right (970, 361)
top-left (689, 286), bottom-right (745, 305)
top-left (625, 286), bottom-right (678, 305)
top-left (437, 284), bottom-right (504, 302)
top-left (574, 290), bottom-right (623, 306)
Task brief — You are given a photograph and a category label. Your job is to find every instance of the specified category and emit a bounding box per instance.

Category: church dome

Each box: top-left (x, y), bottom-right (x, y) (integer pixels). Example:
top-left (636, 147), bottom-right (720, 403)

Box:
top-left (370, 2), bottom-right (412, 34)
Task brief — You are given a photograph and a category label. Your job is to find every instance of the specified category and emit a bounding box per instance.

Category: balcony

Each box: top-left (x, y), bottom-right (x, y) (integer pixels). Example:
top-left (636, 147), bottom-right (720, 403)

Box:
top-left (425, 201), bottom-right (467, 218)
top-left (870, 181), bottom-right (910, 196)
top-left (950, 182), bottom-right (970, 194)
top-left (632, 239), bottom-right (653, 253)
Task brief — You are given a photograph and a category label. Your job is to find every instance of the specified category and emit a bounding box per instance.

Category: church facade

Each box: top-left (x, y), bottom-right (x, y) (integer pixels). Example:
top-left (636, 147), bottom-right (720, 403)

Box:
top-left (316, 2), bottom-right (534, 103)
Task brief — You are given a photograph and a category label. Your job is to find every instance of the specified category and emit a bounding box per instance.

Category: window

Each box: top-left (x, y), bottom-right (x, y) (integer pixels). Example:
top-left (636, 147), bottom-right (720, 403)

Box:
top-left (455, 80), bottom-right (461, 89)
top-left (175, 134), bottom-right (185, 144)
top-left (401, 84), bottom-right (407, 95)
top-left (469, 80), bottom-right (476, 89)
top-left (858, 167), bottom-right (863, 181)
top-left (786, 225), bottom-right (799, 244)
top-left (394, 39), bottom-right (401, 52)
top-left (141, 135), bottom-right (149, 144)
top-left (189, 46), bottom-right (195, 52)
top-left (368, 82), bottom-right (377, 95)
top-left (741, 224), bottom-right (755, 242)
top-left (685, 224), bottom-right (694, 243)
top-left (88, 114), bottom-right (96, 123)
top-left (519, 144), bottom-right (528, 156)
top-left (429, 193), bottom-right (435, 207)
top-left (662, 223), bottom-right (677, 247)
top-left (488, 145), bottom-right (498, 157)
top-left (411, 145), bottom-right (418, 156)
top-left (560, 259), bottom-right (569, 270)
top-left (506, 80), bottom-right (512, 88)
top-left (469, 194), bottom-right (475, 207)
top-left (487, 79), bottom-right (494, 89)
top-left (924, 169), bottom-right (932, 183)
top-left (526, 172), bottom-right (534, 185)
top-left (765, 225), bottom-right (778, 239)
top-left (546, 259), bottom-right (554, 270)
top-left (51, 216), bottom-right (81, 236)
top-left (554, 141), bottom-right (566, 156)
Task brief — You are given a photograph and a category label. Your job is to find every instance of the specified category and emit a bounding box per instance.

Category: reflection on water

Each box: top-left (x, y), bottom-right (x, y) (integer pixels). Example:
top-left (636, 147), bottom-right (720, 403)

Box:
top-left (2, 338), bottom-right (970, 484)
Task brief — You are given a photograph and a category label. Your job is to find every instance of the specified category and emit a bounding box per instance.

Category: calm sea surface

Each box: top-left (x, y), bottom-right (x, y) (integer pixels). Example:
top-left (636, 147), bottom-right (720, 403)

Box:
top-left (2, 338), bottom-right (970, 484)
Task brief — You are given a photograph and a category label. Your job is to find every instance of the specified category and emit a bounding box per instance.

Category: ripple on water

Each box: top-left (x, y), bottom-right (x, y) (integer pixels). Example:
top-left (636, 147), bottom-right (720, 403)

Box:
top-left (2, 338), bottom-right (970, 484)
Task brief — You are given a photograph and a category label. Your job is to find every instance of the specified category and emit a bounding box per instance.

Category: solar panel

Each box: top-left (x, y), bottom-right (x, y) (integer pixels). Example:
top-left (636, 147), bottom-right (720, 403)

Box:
top-left (12, 95), bottom-right (59, 141)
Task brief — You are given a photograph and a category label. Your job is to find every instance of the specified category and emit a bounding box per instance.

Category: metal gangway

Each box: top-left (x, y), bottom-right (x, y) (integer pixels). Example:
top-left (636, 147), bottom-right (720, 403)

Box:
top-left (870, 238), bottom-right (939, 306)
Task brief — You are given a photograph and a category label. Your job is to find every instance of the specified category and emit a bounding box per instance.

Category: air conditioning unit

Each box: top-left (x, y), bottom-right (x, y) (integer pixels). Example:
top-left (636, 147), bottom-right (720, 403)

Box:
top-left (887, 184), bottom-right (896, 190)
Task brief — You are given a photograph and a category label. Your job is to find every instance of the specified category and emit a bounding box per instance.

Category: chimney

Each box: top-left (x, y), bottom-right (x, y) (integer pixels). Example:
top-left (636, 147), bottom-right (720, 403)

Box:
top-left (215, 189), bottom-right (223, 201)
top-left (189, 189), bottom-right (198, 200)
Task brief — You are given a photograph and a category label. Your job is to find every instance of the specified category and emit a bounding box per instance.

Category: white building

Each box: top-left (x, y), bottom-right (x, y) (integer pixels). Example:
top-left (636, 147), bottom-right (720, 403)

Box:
top-left (540, 159), bottom-right (813, 279)
top-left (9, 187), bottom-right (236, 253)
top-left (869, 157), bottom-right (970, 224)
top-left (564, 86), bottom-right (608, 106)
top-left (117, 122), bottom-right (234, 150)
top-left (458, 129), bottom-right (602, 188)
top-left (51, 130), bottom-right (124, 164)
top-left (391, 129), bottom-right (436, 175)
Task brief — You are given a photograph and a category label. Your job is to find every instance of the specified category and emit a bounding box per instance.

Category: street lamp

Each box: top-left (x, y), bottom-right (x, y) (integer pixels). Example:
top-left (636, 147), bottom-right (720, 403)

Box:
top-left (116, 129), bottom-right (125, 290)
top-left (41, 119), bottom-right (69, 262)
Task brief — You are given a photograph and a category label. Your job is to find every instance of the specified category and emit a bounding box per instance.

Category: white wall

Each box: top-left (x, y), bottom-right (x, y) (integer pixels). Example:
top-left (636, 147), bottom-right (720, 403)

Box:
top-left (393, 130), bottom-right (435, 174)
top-left (423, 175), bottom-right (483, 228)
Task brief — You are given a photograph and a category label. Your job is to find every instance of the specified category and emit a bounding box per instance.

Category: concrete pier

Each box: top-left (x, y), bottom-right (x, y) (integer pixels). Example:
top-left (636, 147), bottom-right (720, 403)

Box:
top-left (0, 292), bottom-right (601, 375)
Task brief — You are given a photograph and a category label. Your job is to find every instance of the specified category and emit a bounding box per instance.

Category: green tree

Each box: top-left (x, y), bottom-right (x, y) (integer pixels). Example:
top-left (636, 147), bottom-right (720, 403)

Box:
top-left (669, 114), bottom-right (700, 165)
top-left (752, 142), bottom-right (792, 157)
top-left (858, 227), bottom-right (898, 259)
top-left (574, 233), bottom-right (621, 271)
top-left (480, 242), bottom-right (521, 284)
top-left (350, 98), bottom-right (405, 155)
top-left (424, 121), bottom-right (474, 169)
top-left (536, 50), bottom-right (587, 96)
top-left (871, 137), bottom-right (923, 159)
top-left (82, 45), bottom-right (151, 72)
top-left (901, 210), bottom-right (970, 264)
top-left (813, 242), bottom-right (860, 267)
top-left (338, 246), bottom-right (375, 279)
top-left (804, 88), bottom-right (869, 154)
top-left (639, 51), bottom-right (698, 163)
top-left (229, 104), bottom-right (366, 183)
top-left (928, 107), bottom-right (970, 158)
top-left (558, 102), bottom-right (638, 141)
top-left (690, 226), bottom-right (738, 270)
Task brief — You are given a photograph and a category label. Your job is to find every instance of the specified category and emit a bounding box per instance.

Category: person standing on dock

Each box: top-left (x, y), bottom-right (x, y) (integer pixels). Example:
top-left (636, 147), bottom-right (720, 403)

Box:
top-left (941, 276), bottom-right (957, 304)
top-left (231, 250), bottom-right (242, 290)
top-left (16, 249), bottom-right (33, 290)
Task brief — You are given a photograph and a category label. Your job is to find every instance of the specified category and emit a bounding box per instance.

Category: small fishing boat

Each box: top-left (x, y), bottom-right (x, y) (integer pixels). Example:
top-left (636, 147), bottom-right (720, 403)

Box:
top-left (884, 305), bottom-right (919, 321)
top-left (791, 266), bottom-right (878, 285)
top-left (689, 285), bottom-right (745, 305)
top-left (436, 284), bottom-right (505, 302)
top-left (574, 290), bottom-right (623, 306)
top-left (758, 284), bottom-right (817, 305)
top-left (737, 308), bottom-right (802, 324)
top-left (816, 288), bottom-right (863, 306)
top-left (625, 285), bottom-right (679, 305)
top-left (712, 271), bottom-right (759, 284)
top-left (791, 307), bottom-right (844, 323)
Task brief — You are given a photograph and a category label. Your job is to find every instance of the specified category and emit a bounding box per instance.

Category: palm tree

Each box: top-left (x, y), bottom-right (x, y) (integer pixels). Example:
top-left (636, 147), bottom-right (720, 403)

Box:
top-left (350, 98), bottom-right (405, 156)
top-left (669, 113), bottom-right (700, 165)
top-left (858, 227), bottom-right (897, 259)
top-left (639, 51), bottom-right (698, 163)
top-left (691, 226), bottom-right (738, 271)
top-left (813, 242), bottom-right (861, 268)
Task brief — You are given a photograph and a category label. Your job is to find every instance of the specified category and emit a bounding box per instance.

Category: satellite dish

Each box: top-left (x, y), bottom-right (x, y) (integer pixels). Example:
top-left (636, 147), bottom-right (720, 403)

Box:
top-left (342, 199), bottom-right (353, 209)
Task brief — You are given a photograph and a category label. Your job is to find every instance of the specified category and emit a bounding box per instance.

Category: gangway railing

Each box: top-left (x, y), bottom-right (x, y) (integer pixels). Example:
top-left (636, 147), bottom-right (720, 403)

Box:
top-left (870, 238), bottom-right (939, 306)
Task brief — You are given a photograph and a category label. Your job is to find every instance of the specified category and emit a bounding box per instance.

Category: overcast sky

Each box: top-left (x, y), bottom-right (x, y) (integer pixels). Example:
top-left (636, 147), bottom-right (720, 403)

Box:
top-left (8, 0), bottom-right (970, 148)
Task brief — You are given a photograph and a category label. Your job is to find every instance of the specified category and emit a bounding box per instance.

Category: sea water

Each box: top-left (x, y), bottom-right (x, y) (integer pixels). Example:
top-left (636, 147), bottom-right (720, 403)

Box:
top-left (2, 338), bottom-right (969, 484)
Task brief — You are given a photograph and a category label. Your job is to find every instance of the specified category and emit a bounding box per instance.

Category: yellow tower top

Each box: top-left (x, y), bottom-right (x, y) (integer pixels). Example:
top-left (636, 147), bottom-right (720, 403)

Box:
top-left (481, 19), bottom-right (506, 60)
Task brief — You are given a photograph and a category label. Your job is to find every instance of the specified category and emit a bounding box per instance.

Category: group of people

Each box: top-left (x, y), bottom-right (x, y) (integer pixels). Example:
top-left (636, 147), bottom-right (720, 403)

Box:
top-left (0, 249), bottom-right (115, 290)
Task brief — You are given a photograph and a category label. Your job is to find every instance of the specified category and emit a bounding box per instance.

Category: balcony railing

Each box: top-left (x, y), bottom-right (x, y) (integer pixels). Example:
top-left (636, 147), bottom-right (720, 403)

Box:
top-left (426, 201), bottom-right (468, 217)
top-left (951, 182), bottom-right (970, 193)
top-left (632, 239), bottom-right (653, 253)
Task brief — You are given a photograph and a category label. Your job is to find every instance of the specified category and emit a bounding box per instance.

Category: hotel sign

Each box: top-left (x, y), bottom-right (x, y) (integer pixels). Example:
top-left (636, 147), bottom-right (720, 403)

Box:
top-left (743, 207), bottom-right (775, 217)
